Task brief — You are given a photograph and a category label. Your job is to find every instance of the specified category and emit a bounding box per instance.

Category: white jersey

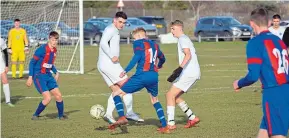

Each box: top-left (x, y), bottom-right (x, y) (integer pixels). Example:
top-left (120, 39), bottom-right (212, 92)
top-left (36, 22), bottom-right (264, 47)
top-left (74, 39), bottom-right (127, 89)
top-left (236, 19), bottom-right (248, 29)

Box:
top-left (177, 34), bottom-right (200, 78)
top-left (268, 26), bottom-right (286, 39)
top-left (98, 23), bottom-right (120, 64)
top-left (0, 38), bottom-right (7, 74)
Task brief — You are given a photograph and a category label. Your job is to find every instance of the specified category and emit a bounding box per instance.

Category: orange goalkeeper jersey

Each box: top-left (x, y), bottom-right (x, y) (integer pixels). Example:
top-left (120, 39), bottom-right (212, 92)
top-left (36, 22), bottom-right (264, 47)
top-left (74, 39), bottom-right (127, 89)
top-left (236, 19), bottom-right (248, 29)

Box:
top-left (8, 28), bottom-right (28, 51)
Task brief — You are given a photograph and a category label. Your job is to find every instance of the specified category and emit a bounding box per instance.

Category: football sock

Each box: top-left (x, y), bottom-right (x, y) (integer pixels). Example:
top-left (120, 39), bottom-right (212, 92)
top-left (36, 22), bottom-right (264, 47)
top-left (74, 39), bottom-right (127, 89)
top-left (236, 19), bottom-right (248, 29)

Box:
top-left (113, 95), bottom-right (125, 117)
top-left (167, 106), bottom-right (175, 126)
top-left (123, 94), bottom-right (133, 115)
top-left (178, 101), bottom-right (195, 120)
top-left (153, 102), bottom-right (167, 127)
top-left (105, 94), bottom-right (115, 116)
top-left (11, 64), bottom-right (16, 78)
top-left (19, 63), bottom-right (24, 78)
top-left (56, 101), bottom-right (64, 118)
top-left (33, 101), bottom-right (46, 116)
top-left (3, 84), bottom-right (11, 103)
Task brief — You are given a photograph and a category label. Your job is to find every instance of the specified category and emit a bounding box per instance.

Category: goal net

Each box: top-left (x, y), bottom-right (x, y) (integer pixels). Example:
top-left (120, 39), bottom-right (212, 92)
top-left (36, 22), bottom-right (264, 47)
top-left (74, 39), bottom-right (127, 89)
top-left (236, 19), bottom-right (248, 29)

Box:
top-left (0, 0), bottom-right (84, 74)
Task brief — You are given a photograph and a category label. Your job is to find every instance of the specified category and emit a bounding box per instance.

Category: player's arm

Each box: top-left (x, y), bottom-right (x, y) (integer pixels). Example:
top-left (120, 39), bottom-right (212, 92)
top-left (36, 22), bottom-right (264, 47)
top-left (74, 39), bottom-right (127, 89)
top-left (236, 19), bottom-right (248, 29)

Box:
top-left (124, 43), bottom-right (142, 73)
top-left (28, 48), bottom-right (43, 77)
top-left (236, 41), bottom-right (262, 89)
top-left (99, 28), bottom-right (114, 58)
top-left (23, 29), bottom-right (29, 50)
top-left (167, 38), bottom-right (192, 82)
top-left (157, 45), bottom-right (166, 68)
top-left (7, 30), bottom-right (12, 53)
top-left (0, 38), bottom-right (9, 67)
top-left (51, 65), bottom-right (58, 74)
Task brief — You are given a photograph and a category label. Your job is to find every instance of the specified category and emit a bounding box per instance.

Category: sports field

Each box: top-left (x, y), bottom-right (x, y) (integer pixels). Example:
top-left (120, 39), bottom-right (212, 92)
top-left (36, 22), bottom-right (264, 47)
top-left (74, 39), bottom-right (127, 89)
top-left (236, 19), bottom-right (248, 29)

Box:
top-left (2, 41), bottom-right (270, 138)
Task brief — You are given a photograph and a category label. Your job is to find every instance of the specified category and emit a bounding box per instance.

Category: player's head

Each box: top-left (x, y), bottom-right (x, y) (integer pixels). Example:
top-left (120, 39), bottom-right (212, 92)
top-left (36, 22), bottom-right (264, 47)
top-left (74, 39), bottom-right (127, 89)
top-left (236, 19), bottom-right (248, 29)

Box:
top-left (272, 14), bottom-right (281, 28)
top-left (48, 31), bottom-right (59, 48)
top-left (132, 27), bottom-right (147, 40)
top-left (170, 20), bottom-right (184, 38)
top-left (249, 8), bottom-right (269, 34)
top-left (113, 11), bottom-right (127, 30)
top-left (14, 19), bottom-right (21, 28)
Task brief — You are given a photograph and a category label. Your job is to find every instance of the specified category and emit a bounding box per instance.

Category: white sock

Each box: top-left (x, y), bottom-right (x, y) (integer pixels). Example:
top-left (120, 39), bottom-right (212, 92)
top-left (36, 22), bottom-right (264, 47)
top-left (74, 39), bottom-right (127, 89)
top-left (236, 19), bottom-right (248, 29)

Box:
top-left (3, 84), bottom-right (11, 103)
top-left (178, 101), bottom-right (195, 120)
top-left (123, 94), bottom-right (133, 115)
top-left (167, 106), bottom-right (175, 126)
top-left (105, 94), bottom-right (115, 116)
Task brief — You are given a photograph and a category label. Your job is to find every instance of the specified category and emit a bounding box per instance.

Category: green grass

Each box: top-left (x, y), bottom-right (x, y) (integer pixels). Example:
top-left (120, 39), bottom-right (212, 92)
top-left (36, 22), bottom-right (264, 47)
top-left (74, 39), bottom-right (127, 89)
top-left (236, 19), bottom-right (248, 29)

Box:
top-left (1, 41), bottom-right (275, 138)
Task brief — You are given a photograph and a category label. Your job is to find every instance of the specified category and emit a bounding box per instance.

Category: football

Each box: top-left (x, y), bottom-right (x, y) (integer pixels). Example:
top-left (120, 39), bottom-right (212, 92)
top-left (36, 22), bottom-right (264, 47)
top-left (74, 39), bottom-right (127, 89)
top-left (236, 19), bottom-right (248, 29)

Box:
top-left (90, 104), bottom-right (105, 119)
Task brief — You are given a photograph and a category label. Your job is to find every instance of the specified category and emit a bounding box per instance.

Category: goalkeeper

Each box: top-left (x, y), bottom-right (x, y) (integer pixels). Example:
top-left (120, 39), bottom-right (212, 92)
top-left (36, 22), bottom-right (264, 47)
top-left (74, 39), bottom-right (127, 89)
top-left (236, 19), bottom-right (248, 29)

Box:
top-left (8, 19), bottom-right (29, 79)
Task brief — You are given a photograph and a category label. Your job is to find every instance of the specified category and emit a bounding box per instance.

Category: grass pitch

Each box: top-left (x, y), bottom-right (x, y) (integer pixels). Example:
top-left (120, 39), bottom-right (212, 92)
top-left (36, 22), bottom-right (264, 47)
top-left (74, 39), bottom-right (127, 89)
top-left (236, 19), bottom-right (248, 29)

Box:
top-left (2, 41), bottom-right (273, 138)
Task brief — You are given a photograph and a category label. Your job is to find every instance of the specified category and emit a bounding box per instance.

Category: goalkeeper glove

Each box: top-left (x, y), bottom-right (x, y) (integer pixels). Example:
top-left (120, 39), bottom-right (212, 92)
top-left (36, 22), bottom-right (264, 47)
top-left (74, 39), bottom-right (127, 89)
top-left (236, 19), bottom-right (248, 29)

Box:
top-left (24, 45), bottom-right (29, 51)
top-left (167, 66), bottom-right (183, 82)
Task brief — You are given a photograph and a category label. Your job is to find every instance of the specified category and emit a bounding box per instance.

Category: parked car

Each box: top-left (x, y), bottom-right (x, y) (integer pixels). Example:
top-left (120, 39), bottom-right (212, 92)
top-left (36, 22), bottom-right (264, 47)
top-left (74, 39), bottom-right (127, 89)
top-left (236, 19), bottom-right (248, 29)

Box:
top-left (0, 20), bottom-right (13, 26)
top-left (138, 16), bottom-right (167, 35)
top-left (2, 24), bottom-right (47, 47)
top-left (86, 21), bottom-right (107, 32)
top-left (280, 20), bottom-right (289, 27)
top-left (88, 17), bottom-right (112, 26)
top-left (76, 22), bottom-right (102, 42)
top-left (194, 16), bottom-right (253, 41)
top-left (1, 28), bottom-right (9, 41)
top-left (33, 22), bottom-right (79, 44)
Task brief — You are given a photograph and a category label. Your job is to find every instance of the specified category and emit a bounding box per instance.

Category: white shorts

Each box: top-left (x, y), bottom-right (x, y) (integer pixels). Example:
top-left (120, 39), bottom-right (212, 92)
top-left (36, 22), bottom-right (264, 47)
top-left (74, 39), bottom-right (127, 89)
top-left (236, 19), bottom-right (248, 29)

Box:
top-left (0, 58), bottom-right (5, 74)
top-left (97, 62), bottom-right (128, 87)
top-left (173, 75), bottom-right (200, 92)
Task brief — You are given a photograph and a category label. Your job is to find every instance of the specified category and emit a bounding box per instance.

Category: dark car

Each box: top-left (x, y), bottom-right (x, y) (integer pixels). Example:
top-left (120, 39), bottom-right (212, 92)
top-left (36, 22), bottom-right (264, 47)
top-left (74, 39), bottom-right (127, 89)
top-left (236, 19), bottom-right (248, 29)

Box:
top-left (194, 16), bottom-right (253, 41)
top-left (33, 22), bottom-right (79, 44)
top-left (76, 22), bottom-right (102, 42)
top-left (138, 16), bottom-right (167, 35)
top-left (1, 28), bottom-right (9, 41)
top-left (0, 20), bottom-right (13, 26)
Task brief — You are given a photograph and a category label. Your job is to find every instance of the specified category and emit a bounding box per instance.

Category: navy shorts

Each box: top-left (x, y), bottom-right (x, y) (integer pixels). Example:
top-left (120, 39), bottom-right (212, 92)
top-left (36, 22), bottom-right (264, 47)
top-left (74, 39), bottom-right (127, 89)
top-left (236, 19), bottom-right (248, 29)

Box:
top-left (33, 73), bottom-right (58, 94)
top-left (260, 84), bottom-right (289, 136)
top-left (121, 72), bottom-right (158, 97)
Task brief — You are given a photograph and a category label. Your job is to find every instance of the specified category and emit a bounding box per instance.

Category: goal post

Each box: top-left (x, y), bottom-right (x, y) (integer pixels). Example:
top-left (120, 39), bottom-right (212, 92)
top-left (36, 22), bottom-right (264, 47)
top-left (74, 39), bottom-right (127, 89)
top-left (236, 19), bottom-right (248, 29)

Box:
top-left (1, 0), bottom-right (84, 74)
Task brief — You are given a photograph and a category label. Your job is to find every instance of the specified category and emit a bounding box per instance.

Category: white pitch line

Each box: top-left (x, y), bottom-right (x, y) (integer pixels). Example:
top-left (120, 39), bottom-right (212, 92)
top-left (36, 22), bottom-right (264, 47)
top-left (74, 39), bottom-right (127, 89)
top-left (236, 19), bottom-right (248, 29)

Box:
top-left (13, 85), bottom-right (261, 100)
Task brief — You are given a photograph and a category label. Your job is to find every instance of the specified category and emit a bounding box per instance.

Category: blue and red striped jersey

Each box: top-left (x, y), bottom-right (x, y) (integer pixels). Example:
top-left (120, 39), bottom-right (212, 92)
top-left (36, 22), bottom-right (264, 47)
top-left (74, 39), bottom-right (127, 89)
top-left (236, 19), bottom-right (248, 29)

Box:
top-left (238, 30), bottom-right (289, 89)
top-left (124, 38), bottom-right (165, 74)
top-left (28, 44), bottom-right (58, 76)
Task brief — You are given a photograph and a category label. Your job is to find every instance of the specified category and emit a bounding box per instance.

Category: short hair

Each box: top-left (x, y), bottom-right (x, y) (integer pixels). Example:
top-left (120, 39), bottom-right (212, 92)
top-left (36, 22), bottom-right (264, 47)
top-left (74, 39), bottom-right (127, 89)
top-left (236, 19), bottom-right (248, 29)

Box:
top-left (272, 14), bottom-right (281, 20)
top-left (49, 31), bottom-right (59, 39)
top-left (132, 27), bottom-right (146, 36)
top-left (115, 11), bottom-right (127, 19)
top-left (14, 19), bottom-right (20, 22)
top-left (250, 7), bottom-right (269, 26)
top-left (170, 20), bottom-right (184, 28)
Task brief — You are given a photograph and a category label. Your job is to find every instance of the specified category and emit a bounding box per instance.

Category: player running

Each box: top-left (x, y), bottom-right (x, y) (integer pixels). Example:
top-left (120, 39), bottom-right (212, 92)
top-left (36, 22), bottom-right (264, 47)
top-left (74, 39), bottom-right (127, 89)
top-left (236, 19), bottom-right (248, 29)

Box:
top-left (164, 20), bottom-right (200, 130)
top-left (1, 37), bottom-right (14, 107)
top-left (26, 31), bottom-right (67, 120)
top-left (233, 8), bottom-right (289, 138)
top-left (108, 27), bottom-right (169, 133)
top-left (97, 11), bottom-right (143, 124)
top-left (8, 19), bottom-right (29, 79)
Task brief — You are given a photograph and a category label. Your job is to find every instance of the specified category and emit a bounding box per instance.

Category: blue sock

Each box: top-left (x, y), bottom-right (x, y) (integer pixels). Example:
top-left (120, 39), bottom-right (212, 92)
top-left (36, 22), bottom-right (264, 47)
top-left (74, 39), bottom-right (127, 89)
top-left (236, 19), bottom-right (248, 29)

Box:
top-left (153, 102), bottom-right (167, 127)
top-left (113, 96), bottom-right (125, 117)
top-left (33, 101), bottom-right (46, 116)
top-left (56, 101), bottom-right (64, 118)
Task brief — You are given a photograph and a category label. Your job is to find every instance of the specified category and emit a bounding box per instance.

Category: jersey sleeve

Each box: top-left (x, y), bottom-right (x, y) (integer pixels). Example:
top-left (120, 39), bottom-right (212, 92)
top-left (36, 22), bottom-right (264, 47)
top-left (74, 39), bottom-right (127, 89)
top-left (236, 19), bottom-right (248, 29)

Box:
top-left (8, 30), bottom-right (12, 48)
top-left (29, 47), bottom-right (44, 76)
top-left (179, 37), bottom-right (195, 52)
top-left (124, 41), bottom-right (143, 73)
top-left (51, 65), bottom-right (58, 74)
top-left (23, 29), bottom-right (29, 46)
top-left (0, 38), bottom-right (8, 67)
top-left (156, 44), bottom-right (166, 68)
top-left (99, 27), bottom-right (114, 58)
top-left (238, 39), bottom-right (263, 88)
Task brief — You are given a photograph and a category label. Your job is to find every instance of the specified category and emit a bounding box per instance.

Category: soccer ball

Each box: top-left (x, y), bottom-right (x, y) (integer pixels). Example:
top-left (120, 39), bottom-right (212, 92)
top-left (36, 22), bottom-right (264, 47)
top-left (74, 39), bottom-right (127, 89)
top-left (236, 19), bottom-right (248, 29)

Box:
top-left (90, 104), bottom-right (105, 119)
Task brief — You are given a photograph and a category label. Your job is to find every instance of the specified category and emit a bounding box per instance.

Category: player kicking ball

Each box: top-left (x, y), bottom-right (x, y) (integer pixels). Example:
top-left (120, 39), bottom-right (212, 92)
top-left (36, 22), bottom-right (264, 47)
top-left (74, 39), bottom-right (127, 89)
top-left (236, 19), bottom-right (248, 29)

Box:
top-left (108, 28), bottom-right (170, 133)
top-left (233, 8), bottom-right (289, 138)
top-left (97, 11), bottom-right (143, 124)
top-left (26, 31), bottom-right (67, 120)
top-left (164, 20), bottom-right (200, 130)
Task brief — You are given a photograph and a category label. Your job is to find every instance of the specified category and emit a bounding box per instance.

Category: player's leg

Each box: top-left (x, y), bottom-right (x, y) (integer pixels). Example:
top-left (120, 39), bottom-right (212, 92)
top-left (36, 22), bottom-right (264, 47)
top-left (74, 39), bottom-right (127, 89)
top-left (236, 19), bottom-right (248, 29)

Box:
top-left (1, 72), bottom-right (14, 107)
top-left (32, 75), bottom-right (51, 120)
top-left (11, 51), bottom-right (18, 79)
top-left (145, 78), bottom-right (170, 133)
top-left (48, 76), bottom-right (66, 120)
top-left (257, 129), bottom-right (269, 138)
top-left (18, 51), bottom-right (25, 78)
